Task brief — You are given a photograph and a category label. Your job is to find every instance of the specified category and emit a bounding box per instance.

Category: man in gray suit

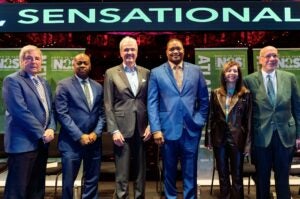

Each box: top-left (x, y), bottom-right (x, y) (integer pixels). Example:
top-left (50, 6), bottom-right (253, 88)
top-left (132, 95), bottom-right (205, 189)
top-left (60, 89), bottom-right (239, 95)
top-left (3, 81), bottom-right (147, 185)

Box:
top-left (55, 53), bottom-right (105, 199)
top-left (244, 46), bottom-right (300, 199)
top-left (2, 45), bottom-right (56, 199)
top-left (104, 36), bottom-right (151, 199)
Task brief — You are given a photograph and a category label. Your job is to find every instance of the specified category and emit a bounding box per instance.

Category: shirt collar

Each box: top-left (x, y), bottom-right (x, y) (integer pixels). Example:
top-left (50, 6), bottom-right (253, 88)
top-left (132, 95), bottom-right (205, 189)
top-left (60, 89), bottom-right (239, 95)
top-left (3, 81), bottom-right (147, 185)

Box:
top-left (123, 64), bottom-right (136, 72)
top-left (261, 69), bottom-right (276, 80)
top-left (75, 75), bottom-right (89, 83)
top-left (169, 61), bottom-right (183, 70)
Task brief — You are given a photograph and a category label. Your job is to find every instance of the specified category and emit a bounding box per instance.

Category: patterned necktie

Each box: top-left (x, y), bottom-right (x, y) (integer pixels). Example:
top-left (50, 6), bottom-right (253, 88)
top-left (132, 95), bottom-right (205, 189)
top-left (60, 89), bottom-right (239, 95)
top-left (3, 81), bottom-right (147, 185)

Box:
top-left (82, 80), bottom-right (92, 109)
top-left (173, 65), bottom-right (183, 90)
top-left (267, 75), bottom-right (275, 106)
top-left (32, 77), bottom-right (49, 128)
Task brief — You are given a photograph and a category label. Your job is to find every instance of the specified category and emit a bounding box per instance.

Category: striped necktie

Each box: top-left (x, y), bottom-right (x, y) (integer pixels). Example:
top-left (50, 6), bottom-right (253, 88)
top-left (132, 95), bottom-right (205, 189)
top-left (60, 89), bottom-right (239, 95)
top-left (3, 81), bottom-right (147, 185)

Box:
top-left (267, 75), bottom-right (275, 106)
top-left (32, 77), bottom-right (49, 128)
top-left (82, 80), bottom-right (92, 109)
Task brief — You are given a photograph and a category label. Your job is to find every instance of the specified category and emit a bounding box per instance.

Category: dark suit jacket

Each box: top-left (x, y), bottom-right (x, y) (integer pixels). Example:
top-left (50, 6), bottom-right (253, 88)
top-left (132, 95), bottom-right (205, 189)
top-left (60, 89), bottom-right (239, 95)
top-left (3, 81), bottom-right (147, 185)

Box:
top-left (2, 70), bottom-right (56, 153)
top-left (147, 62), bottom-right (209, 140)
top-left (55, 76), bottom-right (105, 152)
top-left (104, 64), bottom-right (149, 137)
top-left (205, 87), bottom-right (252, 152)
top-left (244, 70), bottom-right (300, 148)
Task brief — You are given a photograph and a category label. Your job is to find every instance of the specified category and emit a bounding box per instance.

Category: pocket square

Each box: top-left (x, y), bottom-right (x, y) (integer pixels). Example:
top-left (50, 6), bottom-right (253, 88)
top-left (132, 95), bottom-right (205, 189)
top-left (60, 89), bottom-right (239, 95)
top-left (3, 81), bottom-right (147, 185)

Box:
top-left (142, 79), bottom-right (147, 82)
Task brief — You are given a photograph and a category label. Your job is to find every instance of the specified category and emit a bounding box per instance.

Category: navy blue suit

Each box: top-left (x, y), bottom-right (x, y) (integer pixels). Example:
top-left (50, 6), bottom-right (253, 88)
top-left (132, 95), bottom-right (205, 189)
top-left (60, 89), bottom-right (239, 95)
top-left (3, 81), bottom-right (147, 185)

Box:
top-left (148, 62), bottom-right (209, 198)
top-left (2, 70), bottom-right (56, 198)
top-left (55, 76), bottom-right (105, 199)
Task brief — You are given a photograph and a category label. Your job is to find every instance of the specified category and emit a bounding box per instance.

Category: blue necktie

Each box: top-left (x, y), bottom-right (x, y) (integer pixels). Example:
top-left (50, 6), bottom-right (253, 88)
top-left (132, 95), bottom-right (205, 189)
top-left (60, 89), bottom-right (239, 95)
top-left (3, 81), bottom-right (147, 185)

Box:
top-left (32, 77), bottom-right (49, 128)
top-left (267, 75), bottom-right (275, 106)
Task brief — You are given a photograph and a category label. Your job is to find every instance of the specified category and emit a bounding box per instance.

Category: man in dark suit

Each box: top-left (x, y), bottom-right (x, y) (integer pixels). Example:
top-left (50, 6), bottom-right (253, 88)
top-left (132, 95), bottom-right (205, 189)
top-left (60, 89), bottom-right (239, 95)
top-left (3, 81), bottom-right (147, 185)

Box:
top-left (2, 45), bottom-right (56, 199)
top-left (147, 38), bottom-right (209, 198)
top-left (55, 53), bottom-right (105, 199)
top-left (104, 36), bottom-right (151, 199)
top-left (244, 46), bottom-right (300, 199)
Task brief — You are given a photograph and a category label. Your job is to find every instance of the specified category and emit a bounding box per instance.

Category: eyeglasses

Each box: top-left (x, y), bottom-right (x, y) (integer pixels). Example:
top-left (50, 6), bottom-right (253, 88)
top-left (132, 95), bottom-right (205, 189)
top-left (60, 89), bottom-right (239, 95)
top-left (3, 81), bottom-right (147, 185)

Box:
top-left (261, 54), bottom-right (278, 59)
top-left (76, 61), bottom-right (89, 65)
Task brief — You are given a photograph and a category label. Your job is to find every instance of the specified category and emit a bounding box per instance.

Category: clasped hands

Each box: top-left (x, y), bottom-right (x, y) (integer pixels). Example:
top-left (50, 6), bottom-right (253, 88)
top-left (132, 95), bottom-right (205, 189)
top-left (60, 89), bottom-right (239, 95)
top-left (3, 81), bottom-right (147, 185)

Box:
top-left (113, 126), bottom-right (152, 147)
top-left (80, 132), bottom-right (97, 146)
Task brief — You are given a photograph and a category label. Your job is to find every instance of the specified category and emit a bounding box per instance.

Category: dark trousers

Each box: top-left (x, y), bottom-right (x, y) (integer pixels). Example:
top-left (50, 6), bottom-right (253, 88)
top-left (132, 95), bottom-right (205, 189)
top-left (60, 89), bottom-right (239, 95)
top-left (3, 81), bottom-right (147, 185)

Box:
top-left (163, 128), bottom-right (200, 199)
top-left (253, 131), bottom-right (294, 199)
top-left (114, 130), bottom-right (146, 199)
top-left (61, 144), bottom-right (101, 199)
top-left (4, 142), bottom-right (48, 199)
top-left (214, 144), bottom-right (244, 199)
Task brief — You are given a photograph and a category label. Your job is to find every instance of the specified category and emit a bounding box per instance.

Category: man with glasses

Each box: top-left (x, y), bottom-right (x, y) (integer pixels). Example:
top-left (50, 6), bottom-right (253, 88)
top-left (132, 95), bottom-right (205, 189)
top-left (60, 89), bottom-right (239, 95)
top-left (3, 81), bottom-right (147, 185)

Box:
top-left (55, 53), bottom-right (105, 199)
top-left (244, 46), bottom-right (300, 199)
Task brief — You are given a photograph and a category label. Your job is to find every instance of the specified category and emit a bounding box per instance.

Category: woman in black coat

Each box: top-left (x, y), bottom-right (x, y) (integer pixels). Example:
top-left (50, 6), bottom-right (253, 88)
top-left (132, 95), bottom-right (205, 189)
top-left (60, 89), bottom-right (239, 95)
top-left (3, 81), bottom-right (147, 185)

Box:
top-left (205, 60), bottom-right (252, 199)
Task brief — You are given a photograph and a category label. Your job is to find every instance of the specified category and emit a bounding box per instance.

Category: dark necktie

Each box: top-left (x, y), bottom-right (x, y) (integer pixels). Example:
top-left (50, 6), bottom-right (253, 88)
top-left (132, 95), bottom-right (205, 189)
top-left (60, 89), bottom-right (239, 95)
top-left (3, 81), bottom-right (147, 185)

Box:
top-left (267, 75), bottom-right (275, 106)
top-left (32, 77), bottom-right (49, 128)
top-left (173, 65), bottom-right (183, 90)
top-left (82, 80), bottom-right (92, 109)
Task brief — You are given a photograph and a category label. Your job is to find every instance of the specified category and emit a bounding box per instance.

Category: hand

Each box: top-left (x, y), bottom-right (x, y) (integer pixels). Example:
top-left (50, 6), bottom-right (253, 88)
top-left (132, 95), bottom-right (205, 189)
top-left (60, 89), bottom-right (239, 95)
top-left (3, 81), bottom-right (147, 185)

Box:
top-left (206, 144), bottom-right (213, 151)
top-left (43, 129), bottom-right (55, 143)
top-left (80, 134), bottom-right (90, 146)
top-left (113, 131), bottom-right (125, 147)
top-left (88, 132), bottom-right (97, 144)
top-left (296, 138), bottom-right (300, 151)
top-left (153, 131), bottom-right (164, 146)
top-left (142, 126), bottom-right (152, 142)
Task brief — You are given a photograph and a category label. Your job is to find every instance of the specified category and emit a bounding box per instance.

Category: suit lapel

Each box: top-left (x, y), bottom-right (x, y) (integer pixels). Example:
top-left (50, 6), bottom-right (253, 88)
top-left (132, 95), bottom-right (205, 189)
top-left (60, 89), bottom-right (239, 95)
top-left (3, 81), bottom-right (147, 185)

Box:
top-left (89, 80), bottom-right (99, 109)
top-left (181, 62), bottom-right (189, 91)
top-left (136, 66), bottom-right (145, 96)
top-left (19, 71), bottom-right (39, 97)
top-left (72, 76), bottom-right (90, 109)
top-left (19, 71), bottom-right (48, 109)
top-left (116, 65), bottom-right (135, 96)
top-left (275, 70), bottom-right (283, 107)
top-left (163, 63), bottom-right (180, 92)
top-left (256, 71), bottom-right (274, 107)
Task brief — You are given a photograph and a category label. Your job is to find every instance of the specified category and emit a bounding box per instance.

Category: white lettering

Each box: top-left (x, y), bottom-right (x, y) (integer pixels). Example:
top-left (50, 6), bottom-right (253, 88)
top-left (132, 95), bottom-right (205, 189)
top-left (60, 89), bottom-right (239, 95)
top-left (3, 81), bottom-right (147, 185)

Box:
top-left (223, 8), bottom-right (250, 22)
top-left (44, 9), bottom-right (64, 24)
top-left (69, 9), bottom-right (95, 23)
top-left (284, 7), bottom-right (300, 22)
top-left (186, 8), bottom-right (218, 22)
top-left (253, 7), bottom-right (282, 22)
top-left (99, 8), bottom-right (120, 23)
top-left (18, 9), bottom-right (39, 24)
top-left (122, 8), bottom-right (151, 23)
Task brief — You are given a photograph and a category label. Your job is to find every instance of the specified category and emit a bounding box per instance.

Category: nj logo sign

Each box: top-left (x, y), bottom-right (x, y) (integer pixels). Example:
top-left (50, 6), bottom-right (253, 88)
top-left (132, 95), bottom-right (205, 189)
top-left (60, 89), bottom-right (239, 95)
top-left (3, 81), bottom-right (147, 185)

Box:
top-left (0, 20), bottom-right (6, 27)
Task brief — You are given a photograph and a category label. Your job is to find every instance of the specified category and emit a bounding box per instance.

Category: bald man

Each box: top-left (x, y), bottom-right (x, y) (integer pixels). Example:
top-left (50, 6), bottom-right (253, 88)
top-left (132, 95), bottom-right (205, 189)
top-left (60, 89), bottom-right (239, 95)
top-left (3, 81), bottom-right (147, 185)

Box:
top-left (55, 53), bottom-right (105, 199)
top-left (244, 46), bottom-right (300, 199)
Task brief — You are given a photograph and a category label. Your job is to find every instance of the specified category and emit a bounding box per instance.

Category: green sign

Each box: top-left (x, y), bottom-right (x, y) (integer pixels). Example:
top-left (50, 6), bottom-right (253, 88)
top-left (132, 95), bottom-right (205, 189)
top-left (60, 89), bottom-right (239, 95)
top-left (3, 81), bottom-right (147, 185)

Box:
top-left (195, 48), bottom-right (248, 93)
top-left (0, 48), bottom-right (85, 133)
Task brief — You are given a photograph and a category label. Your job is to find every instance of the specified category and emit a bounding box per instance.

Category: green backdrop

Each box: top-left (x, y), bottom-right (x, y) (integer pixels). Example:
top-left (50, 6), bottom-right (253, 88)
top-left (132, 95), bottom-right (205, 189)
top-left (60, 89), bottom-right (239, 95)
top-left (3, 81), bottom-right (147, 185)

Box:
top-left (253, 48), bottom-right (300, 87)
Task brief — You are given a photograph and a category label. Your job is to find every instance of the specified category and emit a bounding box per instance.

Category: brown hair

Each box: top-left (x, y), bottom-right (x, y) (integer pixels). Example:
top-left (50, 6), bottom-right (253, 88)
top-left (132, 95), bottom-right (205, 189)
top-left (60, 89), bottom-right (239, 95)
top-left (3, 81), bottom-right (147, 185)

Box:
top-left (220, 60), bottom-right (247, 96)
